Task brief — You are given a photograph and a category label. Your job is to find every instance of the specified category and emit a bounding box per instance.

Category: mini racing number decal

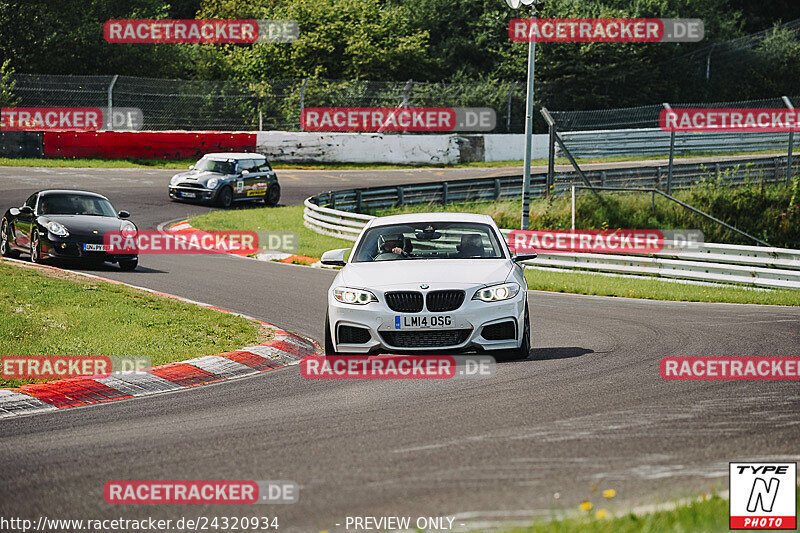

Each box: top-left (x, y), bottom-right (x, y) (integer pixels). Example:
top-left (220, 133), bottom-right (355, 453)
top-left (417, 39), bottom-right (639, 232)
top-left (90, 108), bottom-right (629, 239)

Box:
top-left (236, 180), bottom-right (244, 193)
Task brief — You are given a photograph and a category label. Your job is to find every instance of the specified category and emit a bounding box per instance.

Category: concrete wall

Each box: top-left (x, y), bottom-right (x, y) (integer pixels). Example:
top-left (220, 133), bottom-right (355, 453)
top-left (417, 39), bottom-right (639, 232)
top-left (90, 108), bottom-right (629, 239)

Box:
top-left (256, 132), bottom-right (549, 164)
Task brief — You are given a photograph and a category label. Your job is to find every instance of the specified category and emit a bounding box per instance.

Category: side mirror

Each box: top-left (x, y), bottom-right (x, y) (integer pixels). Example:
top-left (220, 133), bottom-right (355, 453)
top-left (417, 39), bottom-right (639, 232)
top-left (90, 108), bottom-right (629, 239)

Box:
top-left (118, 210), bottom-right (130, 219)
top-left (512, 253), bottom-right (537, 263)
top-left (321, 248), bottom-right (350, 266)
top-left (189, 165), bottom-right (195, 170)
top-left (19, 206), bottom-right (33, 215)
top-left (241, 169), bottom-right (250, 175)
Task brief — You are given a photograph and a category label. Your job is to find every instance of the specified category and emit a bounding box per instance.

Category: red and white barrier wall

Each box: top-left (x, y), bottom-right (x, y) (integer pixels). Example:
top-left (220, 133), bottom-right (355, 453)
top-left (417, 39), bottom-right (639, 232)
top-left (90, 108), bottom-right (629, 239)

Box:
top-left (0, 130), bottom-right (547, 163)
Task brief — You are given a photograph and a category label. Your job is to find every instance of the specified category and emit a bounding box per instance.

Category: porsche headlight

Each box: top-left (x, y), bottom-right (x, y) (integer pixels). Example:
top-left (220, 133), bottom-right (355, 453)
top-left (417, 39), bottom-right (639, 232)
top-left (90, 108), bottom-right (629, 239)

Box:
top-left (333, 287), bottom-right (377, 305)
top-left (120, 221), bottom-right (137, 237)
top-left (47, 221), bottom-right (69, 237)
top-left (473, 282), bottom-right (520, 302)
top-left (170, 175), bottom-right (181, 186)
top-left (206, 178), bottom-right (219, 189)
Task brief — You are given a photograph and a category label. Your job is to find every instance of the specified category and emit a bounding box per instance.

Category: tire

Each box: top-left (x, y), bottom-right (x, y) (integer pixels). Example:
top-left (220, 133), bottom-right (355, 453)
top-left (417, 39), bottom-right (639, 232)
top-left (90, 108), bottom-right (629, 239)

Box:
top-left (118, 258), bottom-right (138, 271)
top-left (494, 303), bottom-right (530, 362)
top-left (264, 183), bottom-right (281, 207)
top-left (1, 218), bottom-right (19, 258)
top-left (30, 229), bottom-right (44, 264)
top-left (324, 311), bottom-right (337, 355)
top-left (216, 186), bottom-right (233, 208)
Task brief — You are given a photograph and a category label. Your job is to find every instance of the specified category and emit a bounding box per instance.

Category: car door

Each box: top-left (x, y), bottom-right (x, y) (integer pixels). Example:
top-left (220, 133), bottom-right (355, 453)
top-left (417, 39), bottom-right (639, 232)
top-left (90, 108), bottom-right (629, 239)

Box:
top-left (241, 159), bottom-right (267, 199)
top-left (14, 193), bottom-right (38, 248)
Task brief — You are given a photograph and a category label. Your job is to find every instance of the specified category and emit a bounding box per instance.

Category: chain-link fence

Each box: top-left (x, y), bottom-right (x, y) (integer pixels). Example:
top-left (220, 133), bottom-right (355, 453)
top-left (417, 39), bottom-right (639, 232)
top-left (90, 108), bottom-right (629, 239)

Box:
top-left (9, 74), bottom-right (529, 132)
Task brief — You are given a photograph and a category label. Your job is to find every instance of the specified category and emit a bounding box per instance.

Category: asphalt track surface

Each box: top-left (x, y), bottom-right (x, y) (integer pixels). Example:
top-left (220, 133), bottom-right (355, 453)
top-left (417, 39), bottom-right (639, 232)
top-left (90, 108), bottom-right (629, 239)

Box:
top-left (1, 164), bottom-right (799, 532)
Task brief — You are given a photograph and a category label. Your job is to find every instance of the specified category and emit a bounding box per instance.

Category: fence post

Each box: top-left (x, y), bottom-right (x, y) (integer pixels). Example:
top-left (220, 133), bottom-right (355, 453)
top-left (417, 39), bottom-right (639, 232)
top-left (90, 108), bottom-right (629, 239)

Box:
top-left (600, 171), bottom-right (607, 187)
top-left (571, 185), bottom-right (576, 230)
top-left (106, 74), bottom-right (119, 131)
top-left (506, 81), bottom-right (518, 132)
top-left (299, 78), bottom-right (309, 123)
top-left (774, 157), bottom-right (780, 182)
top-left (656, 167), bottom-right (662, 189)
top-left (355, 190), bottom-right (362, 212)
top-left (494, 178), bottom-right (501, 199)
top-left (547, 122), bottom-right (556, 197)
top-left (329, 191), bottom-right (336, 209)
top-left (663, 103), bottom-right (676, 195)
top-left (442, 182), bottom-right (449, 204)
top-left (397, 186), bottom-right (405, 206)
top-left (783, 96), bottom-right (794, 184)
top-left (715, 162), bottom-right (721, 179)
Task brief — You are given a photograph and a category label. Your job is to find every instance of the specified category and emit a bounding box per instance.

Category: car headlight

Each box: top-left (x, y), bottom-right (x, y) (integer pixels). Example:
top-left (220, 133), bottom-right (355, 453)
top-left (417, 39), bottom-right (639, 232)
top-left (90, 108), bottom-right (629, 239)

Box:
top-left (170, 175), bottom-right (181, 186)
top-left (120, 221), bottom-right (137, 237)
top-left (47, 221), bottom-right (69, 237)
top-left (333, 287), bottom-right (377, 305)
top-left (206, 178), bottom-right (219, 189)
top-left (472, 282), bottom-right (520, 302)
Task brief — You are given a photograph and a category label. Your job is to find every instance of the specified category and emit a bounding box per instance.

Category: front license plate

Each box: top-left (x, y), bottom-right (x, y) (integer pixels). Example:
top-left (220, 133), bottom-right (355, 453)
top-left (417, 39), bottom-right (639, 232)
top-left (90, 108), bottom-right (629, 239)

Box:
top-left (395, 315), bottom-right (453, 329)
top-left (181, 192), bottom-right (196, 198)
top-left (83, 243), bottom-right (109, 252)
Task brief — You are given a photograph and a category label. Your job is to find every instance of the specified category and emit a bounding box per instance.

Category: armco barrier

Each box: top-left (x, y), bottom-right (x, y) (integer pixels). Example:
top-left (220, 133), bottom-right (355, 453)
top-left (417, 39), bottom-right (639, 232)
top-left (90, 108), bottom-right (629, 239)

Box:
top-left (305, 153), bottom-right (797, 214)
top-left (0, 132), bottom-right (44, 157)
top-left (303, 199), bottom-right (800, 290)
top-left (42, 131), bottom-right (256, 160)
top-left (560, 128), bottom-right (799, 159)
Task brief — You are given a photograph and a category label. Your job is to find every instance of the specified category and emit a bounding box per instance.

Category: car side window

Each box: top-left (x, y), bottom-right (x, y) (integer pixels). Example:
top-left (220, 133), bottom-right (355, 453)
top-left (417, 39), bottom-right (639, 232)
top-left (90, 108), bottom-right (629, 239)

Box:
top-left (256, 159), bottom-right (271, 172)
top-left (25, 193), bottom-right (37, 212)
top-left (239, 159), bottom-right (257, 172)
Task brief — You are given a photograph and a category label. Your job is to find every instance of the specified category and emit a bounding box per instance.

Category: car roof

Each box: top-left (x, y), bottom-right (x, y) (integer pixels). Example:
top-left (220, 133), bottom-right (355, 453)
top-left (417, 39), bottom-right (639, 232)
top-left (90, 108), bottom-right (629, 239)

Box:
top-left (367, 212), bottom-right (496, 228)
top-left (37, 190), bottom-right (109, 200)
top-left (202, 152), bottom-right (266, 160)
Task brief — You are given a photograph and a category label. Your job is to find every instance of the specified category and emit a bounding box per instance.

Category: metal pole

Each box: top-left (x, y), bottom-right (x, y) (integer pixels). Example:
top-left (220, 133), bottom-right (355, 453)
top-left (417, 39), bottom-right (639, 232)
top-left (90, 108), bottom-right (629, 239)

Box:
top-left (783, 96), bottom-right (794, 183)
top-left (259, 108), bottom-right (263, 131)
top-left (299, 77), bottom-right (309, 123)
top-left (663, 102), bottom-right (675, 195)
top-left (571, 185), bottom-right (576, 230)
top-left (520, 6), bottom-right (536, 230)
top-left (107, 74), bottom-right (119, 131)
top-left (547, 122), bottom-right (555, 197)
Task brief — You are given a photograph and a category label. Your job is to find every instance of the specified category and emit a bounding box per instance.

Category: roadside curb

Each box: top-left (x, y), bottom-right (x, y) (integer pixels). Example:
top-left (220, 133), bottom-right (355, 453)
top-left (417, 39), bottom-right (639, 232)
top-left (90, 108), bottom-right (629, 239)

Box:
top-left (0, 258), bottom-right (319, 419)
top-left (167, 220), bottom-right (321, 265)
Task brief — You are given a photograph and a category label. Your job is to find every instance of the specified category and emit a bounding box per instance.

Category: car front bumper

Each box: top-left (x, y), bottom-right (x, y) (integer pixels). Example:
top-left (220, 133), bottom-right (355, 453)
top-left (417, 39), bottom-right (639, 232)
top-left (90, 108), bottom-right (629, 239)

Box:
top-left (168, 186), bottom-right (218, 203)
top-left (40, 235), bottom-right (137, 262)
top-left (328, 290), bottom-right (527, 354)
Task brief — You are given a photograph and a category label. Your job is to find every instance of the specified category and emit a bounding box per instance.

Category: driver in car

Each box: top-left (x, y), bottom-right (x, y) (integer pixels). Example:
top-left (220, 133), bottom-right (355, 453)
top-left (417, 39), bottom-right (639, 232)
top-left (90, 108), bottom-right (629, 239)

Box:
top-left (377, 233), bottom-right (408, 257)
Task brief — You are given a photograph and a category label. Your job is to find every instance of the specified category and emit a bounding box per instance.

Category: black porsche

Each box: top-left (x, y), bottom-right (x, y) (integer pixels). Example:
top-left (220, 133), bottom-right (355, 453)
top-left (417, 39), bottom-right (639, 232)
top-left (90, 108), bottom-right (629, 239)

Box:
top-left (1, 190), bottom-right (139, 271)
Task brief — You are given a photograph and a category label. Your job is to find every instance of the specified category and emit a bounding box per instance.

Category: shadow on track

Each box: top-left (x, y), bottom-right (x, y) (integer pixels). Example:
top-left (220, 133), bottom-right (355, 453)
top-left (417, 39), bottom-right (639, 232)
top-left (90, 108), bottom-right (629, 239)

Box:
top-left (529, 346), bottom-right (595, 360)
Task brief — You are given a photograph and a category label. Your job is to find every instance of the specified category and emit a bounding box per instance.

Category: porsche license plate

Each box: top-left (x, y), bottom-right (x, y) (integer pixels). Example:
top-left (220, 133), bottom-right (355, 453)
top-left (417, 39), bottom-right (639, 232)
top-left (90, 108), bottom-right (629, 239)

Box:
top-left (181, 192), bottom-right (197, 198)
top-left (395, 315), bottom-right (453, 329)
top-left (83, 243), bottom-right (109, 252)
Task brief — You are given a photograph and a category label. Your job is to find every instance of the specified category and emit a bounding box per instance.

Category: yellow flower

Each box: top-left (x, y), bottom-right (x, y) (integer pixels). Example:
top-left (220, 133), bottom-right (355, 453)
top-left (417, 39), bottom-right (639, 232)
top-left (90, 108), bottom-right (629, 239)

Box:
top-left (602, 489), bottom-right (616, 498)
top-left (580, 501), bottom-right (593, 511)
top-left (596, 509), bottom-right (607, 519)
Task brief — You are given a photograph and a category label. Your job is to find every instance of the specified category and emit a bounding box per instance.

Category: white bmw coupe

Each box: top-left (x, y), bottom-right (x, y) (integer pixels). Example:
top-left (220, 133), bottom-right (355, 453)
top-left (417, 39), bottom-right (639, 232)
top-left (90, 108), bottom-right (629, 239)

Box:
top-left (321, 213), bottom-right (536, 360)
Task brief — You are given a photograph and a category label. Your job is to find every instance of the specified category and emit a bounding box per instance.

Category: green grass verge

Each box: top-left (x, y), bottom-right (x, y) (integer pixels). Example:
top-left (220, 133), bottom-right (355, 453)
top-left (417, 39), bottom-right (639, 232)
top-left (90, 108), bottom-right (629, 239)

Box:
top-left (525, 269), bottom-right (799, 306)
top-left (0, 148), bottom-right (791, 170)
top-left (188, 204), bottom-right (799, 305)
top-left (189, 204), bottom-right (352, 260)
top-left (505, 495), bottom-right (730, 533)
top-left (0, 261), bottom-right (262, 387)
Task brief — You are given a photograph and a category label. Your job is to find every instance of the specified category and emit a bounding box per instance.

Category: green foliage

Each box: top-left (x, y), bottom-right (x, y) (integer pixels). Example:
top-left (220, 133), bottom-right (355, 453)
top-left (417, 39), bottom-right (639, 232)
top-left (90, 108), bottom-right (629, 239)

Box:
top-left (0, 59), bottom-right (19, 106)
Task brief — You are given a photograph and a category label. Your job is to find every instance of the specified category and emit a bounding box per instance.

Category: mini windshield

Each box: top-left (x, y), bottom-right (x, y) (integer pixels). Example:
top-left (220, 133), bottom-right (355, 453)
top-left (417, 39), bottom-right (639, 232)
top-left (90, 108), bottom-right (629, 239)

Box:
top-left (195, 158), bottom-right (235, 174)
top-left (352, 222), bottom-right (505, 262)
top-left (39, 194), bottom-right (117, 217)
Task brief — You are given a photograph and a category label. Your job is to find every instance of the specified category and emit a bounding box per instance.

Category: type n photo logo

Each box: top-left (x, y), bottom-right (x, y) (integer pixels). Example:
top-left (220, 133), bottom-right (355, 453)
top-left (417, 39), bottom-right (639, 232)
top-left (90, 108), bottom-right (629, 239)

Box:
top-left (730, 462), bottom-right (796, 530)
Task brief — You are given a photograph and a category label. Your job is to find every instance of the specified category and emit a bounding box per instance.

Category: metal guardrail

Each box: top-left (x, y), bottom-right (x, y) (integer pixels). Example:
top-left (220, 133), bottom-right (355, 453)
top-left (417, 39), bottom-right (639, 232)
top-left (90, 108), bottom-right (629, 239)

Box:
top-left (303, 199), bottom-right (800, 290)
top-left (559, 128), bottom-right (800, 159)
top-left (307, 154), bottom-right (797, 214)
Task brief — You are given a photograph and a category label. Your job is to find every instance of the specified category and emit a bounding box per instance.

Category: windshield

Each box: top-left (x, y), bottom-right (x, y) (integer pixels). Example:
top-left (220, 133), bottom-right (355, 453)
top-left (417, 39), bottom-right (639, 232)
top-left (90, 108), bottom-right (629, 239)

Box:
top-left (352, 222), bottom-right (505, 262)
top-left (39, 194), bottom-right (117, 217)
top-left (195, 158), bottom-right (235, 174)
